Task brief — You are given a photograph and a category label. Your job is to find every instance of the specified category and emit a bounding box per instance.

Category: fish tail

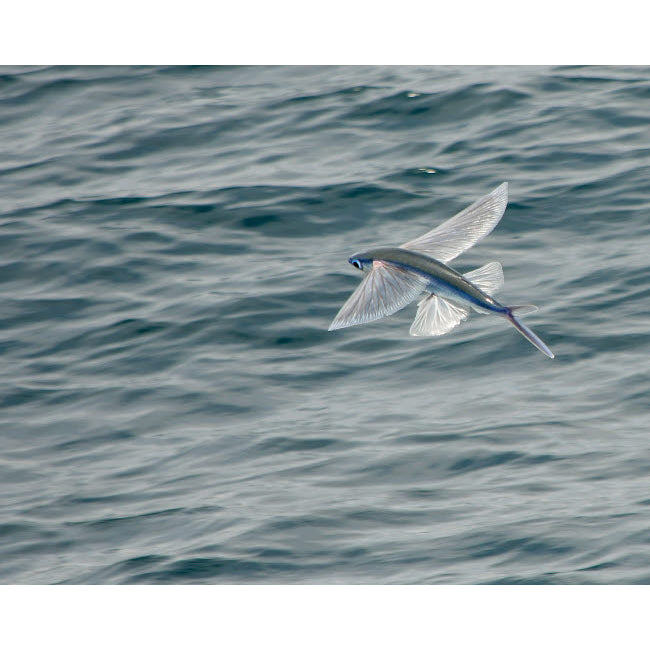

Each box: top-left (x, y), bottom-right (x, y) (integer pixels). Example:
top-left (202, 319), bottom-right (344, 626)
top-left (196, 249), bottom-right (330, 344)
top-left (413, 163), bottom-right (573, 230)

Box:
top-left (505, 308), bottom-right (554, 358)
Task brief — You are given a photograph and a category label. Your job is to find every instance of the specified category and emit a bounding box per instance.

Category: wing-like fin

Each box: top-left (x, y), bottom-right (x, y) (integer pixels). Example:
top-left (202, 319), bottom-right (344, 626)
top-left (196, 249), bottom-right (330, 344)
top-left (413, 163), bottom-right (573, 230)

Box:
top-left (401, 183), bottom-right (508, 262)
top-left (329, 261), bottom-right (427, 331)
top-left (464, 261), bottom-right (504, 295)
top-left (409, 293), bottom-right (470, 337)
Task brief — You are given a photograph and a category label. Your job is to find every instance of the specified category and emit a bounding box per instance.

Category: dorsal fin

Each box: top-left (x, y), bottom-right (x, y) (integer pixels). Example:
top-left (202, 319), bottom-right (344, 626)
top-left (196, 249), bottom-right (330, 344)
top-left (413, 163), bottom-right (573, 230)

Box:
top-left (464, 261), bottom-right (504, 295)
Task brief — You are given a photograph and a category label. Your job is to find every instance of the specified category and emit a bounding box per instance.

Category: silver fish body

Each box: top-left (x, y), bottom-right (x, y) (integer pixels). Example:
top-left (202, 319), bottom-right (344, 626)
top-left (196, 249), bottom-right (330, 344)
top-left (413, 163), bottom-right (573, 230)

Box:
top-left (351, 246), bottom-right (505, 314)
top-left (329, 183), bottom-right (554, 358)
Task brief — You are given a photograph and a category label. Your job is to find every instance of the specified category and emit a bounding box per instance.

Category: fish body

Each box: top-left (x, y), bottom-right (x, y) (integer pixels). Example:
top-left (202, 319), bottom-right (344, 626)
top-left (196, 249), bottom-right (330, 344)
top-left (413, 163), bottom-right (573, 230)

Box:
top-left (329, 183), bottom-right (554, 358)
top-left (351, 246), bottom-right (505, 314)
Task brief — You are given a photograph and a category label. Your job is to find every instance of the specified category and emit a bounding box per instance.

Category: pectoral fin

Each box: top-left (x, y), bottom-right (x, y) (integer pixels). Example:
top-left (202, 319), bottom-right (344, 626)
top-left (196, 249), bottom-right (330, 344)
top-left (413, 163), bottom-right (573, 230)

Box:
top-left (401, 183), bottom-right (508, 263)
top-left (329, 261), bottom-right (427, 331)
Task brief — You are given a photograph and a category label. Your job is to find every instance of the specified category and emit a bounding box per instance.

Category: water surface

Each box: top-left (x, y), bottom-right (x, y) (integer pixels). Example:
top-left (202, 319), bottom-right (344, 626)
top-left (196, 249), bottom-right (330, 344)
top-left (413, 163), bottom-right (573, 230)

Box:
top-left (1, 65), bottom-right (649, 583)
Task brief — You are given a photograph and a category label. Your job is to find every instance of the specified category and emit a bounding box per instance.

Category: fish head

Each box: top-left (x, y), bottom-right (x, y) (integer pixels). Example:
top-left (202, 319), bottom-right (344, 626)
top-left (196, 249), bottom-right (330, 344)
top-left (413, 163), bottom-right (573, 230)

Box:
top-left (348, 251), bottom-right (373, 272)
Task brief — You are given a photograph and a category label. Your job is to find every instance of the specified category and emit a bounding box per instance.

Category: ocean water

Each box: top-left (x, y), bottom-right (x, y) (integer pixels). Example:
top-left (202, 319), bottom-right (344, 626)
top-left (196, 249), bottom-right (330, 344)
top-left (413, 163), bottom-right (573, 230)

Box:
top-left (1, 65), bottom-right (649, 584)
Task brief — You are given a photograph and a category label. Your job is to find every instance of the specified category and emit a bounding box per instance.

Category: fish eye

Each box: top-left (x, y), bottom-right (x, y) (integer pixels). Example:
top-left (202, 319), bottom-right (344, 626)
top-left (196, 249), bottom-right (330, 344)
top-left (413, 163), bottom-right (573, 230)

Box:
top-left (350, 259), bottom-right (362, 270)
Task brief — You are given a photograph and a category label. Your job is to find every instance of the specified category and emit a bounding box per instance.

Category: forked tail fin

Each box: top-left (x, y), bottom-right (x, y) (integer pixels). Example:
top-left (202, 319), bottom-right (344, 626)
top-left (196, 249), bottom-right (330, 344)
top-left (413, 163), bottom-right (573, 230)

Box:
top-left (506, 309), bottom-right (554, 358)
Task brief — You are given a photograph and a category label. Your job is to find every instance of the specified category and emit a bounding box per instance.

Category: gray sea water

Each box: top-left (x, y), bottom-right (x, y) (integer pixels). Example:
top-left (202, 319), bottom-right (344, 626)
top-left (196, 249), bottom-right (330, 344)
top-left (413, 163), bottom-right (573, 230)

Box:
top-left (1, 65), bottom-right (649, 584)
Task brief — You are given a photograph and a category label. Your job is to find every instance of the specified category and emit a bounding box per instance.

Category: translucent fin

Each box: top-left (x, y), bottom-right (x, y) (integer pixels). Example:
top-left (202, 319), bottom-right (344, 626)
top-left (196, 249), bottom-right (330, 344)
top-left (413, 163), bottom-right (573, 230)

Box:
top-left (506, 311), bottom-right (554, 358)
top-left (509, 304), bottom-right (538, 316)
top-left (409, 293), bottom-right (470, 337)
top-left (464, 261), bottom-right (504, 295)
top-left (401, 183), bottom-right (508, 263)
top-left (329, 261), bottom-right (427, 331)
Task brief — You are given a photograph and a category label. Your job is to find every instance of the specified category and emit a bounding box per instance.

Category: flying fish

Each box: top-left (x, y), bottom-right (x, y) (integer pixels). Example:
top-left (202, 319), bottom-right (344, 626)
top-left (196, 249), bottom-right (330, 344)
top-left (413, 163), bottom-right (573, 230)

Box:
top-left (328, 183), bottom-right (554, 358)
